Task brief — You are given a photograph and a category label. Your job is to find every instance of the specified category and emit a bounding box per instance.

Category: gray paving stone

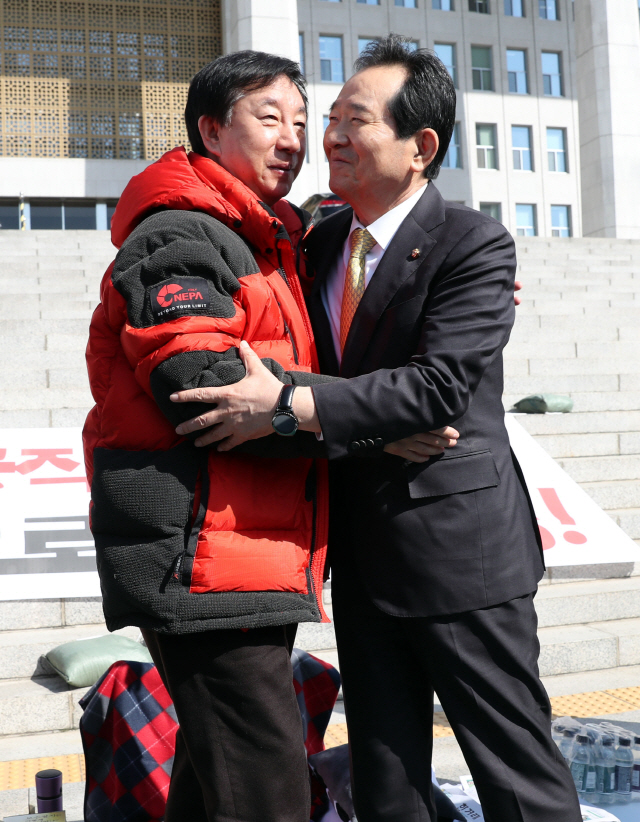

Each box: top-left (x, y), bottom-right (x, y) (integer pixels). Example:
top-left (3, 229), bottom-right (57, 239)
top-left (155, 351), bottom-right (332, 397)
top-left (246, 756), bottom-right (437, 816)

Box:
top-left (0, 787), bottom-right (29, 818)
top-left (583, 480), bottom-right (640, 510)
top-left (295, 621), bottom-right (337, 651)
top-left (0, 600), bottom-right (63, 632)
top-left (620, 432), bottom-right (640, 454)
top-left (529, 432), bottom-right (618, 458)
top-left (588, 617), bottom-right (640, 666)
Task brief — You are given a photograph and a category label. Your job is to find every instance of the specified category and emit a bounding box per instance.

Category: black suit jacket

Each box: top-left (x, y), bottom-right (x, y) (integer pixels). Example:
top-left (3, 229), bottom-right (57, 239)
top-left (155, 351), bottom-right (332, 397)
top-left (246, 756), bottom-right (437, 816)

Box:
top-left (305, 183), bottom-right (544, 617)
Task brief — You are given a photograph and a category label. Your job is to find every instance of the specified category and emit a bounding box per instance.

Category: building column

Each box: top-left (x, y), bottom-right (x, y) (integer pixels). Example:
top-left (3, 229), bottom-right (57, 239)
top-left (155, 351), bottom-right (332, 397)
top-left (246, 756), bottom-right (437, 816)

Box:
top-left (222, 0), bottom-right (299, 63)
top-left (575, 0), bottom-right (640, 238)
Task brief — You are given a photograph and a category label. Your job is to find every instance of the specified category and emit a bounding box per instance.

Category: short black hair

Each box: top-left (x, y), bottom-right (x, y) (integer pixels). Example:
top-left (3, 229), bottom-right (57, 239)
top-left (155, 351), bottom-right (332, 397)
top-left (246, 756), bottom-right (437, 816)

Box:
top-left (185, 50), bottom-right (308, 156)
top-left (354, 34), bottom-right (456, 179)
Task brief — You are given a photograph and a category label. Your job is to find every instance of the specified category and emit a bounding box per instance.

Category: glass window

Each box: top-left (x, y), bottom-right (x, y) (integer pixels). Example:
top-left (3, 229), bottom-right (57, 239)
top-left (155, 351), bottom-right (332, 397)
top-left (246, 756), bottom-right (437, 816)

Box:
top-left (65, 204), bottom-right (97, 230)
top-left (476, 124), bottom-right (498, 169)
top-left (547, 127), bottom-right (567, 172)
top-left (433, 0), bottom-right (454, 7)
top-left (442, 123), bottom-right (462, 168)
top-left (472, 46), bottom-right (493, 91)
top-left (480, 203), bottom-right (502, 221)
top-left (320, 0), bottom-right (341, 3)
top-left (0, 203), bottom-right (20, 230)
top-left (357, 0), bottom-right (380, 4)
top-left (107, 203), bottom-right (118, 229)
top-left (507, 49), bottom-right (528, 93)
top-left (31, 203), bottom-right (63, 230)
top-left (299, 34), bottom-right (305, 75)
top-left (358, 38), bottom-right (380, 54)
top-left (434, 43), bottom-right (457, 87)
top-left (395, 0), bottom-right (418, 6)
top-left (404, 41), bottom-right (419, 51)
top-left (505, 0), bottom-right (524, 15)
top-left (542, 52), bottom-right (562, 96)
top-left (512, 125), bottom-right (533, 170)
top-left (551, 205), bottom-right (571, 237)
top-left (539, 0), bottom-right (558, 19)
top-left (323, 115), bottom-right (330, 161)
top-left (469, 0), bottom-right (490, 11)
top-left (516, 204), bottom-right (537, 236)
top-left (319, 36), bottom-right (344, 83)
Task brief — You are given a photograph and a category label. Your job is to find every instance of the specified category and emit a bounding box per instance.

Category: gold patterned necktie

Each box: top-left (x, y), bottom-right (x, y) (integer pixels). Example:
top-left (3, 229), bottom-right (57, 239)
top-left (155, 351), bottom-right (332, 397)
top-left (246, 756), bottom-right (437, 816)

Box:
top-left (340, 227), bottom-right (376, 352)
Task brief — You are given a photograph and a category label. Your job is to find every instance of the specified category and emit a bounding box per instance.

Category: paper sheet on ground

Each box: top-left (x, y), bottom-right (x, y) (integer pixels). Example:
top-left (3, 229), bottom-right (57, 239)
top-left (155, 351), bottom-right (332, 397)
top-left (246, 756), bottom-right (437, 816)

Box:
top-left (505, 414), bottom-right (640, 567)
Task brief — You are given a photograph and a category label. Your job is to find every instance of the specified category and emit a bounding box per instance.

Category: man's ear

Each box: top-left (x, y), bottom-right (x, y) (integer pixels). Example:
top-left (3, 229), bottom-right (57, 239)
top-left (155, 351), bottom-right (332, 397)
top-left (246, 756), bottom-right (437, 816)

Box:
top-left (198, 114), bottom-right (223, 160)
top-left (411, 127), bottom-right (439, 174)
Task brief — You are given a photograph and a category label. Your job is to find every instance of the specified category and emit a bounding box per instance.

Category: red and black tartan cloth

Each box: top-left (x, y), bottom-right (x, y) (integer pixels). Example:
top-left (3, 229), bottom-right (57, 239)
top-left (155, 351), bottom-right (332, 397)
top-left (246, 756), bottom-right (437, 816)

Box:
top-left (79, 649), bottom-right (341, 822)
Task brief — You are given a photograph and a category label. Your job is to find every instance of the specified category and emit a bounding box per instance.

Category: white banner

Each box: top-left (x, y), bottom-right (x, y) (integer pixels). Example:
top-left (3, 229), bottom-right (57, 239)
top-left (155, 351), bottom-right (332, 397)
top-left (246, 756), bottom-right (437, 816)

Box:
top-left (505, 414), bottom-right (640, 567)
top-left (0, 420), bottom-right (638, 600)
top-left (0, 428), bottom-right (100, 601)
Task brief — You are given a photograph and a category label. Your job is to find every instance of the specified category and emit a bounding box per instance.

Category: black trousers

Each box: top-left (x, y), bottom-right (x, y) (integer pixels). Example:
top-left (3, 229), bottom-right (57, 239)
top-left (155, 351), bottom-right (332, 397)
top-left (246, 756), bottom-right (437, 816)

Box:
top-left (331, 575), bottom-right (582, 822)
top-left (142, 624), bottom-right (309, 822)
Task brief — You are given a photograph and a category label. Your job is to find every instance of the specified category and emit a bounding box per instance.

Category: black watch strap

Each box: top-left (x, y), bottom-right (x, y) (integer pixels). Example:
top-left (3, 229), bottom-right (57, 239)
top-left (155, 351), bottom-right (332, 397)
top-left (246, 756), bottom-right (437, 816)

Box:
top-left (277, 384), bottom-right (296, 412)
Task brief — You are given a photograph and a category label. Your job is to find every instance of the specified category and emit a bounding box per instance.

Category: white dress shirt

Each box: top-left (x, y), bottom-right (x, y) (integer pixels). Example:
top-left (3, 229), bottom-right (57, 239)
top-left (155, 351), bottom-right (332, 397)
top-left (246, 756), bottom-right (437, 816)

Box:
top-left (321, 182), bottom-right (429, 365)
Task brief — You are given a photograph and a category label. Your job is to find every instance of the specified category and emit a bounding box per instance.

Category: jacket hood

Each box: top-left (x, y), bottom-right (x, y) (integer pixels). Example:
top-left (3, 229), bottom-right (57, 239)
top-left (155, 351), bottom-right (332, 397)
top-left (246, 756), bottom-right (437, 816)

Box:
top-left (111, 146), bottom-right (307, 255)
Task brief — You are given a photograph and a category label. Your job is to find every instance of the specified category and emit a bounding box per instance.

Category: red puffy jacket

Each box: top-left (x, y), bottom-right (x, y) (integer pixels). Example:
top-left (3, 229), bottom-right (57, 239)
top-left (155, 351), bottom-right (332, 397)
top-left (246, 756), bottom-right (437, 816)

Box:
top-left (84, 147), bottom-right (329, 634)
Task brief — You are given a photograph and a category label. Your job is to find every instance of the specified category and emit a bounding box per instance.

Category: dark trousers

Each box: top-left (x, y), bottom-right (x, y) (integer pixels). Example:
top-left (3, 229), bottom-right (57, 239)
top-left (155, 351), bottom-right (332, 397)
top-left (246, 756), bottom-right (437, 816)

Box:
top-left (331, 575), bottom-right (582, 822)
top-left (142, 624), bottom-right (309, 822)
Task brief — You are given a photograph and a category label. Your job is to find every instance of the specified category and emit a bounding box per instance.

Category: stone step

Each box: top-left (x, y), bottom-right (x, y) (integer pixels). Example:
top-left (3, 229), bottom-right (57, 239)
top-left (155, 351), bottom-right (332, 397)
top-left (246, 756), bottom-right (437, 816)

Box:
top-left (0, 623), bottom-right (139, 681)
top-left (534, 578), bottom-right (640, 627)
top-left (514, 410), bottom-right (640, 435)
top-left (556, 454), bottom-right (640, 483)
top-left (0, 388), bottom-right (93, 411)
top-left (582, 479), bottom-right (640, 511)
top-left (503, 392), bottom-right (640, 413)
top-left (505, 374), bottom-right (621, 394)
top-left (0, 676), bottom-right (89, 737)
top-left (0, 598), bottom-right (104, 632)
top-left (608, 508), bottom-right (640, 540)
top-left (0, 407), bottom-right (90, 428)
top-left (521, 357), bottom-right (640, 377)
top-left (538, 618), bottom-right (640, 676)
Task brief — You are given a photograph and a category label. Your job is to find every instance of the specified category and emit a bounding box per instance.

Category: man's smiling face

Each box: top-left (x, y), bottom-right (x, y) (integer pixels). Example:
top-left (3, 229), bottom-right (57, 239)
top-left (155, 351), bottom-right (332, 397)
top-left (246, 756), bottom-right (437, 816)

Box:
top-left (323, 65), bottom-right (426, 222)
top-left (203, 75), bottom-right (307, 206)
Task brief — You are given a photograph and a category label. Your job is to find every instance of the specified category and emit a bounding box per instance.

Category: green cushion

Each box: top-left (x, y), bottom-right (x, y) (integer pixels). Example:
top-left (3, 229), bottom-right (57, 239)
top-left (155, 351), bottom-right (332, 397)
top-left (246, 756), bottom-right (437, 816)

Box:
top-left (512, 394), bottom-right (573, 414)
top-left (45, 634), bottom-right (153, 688)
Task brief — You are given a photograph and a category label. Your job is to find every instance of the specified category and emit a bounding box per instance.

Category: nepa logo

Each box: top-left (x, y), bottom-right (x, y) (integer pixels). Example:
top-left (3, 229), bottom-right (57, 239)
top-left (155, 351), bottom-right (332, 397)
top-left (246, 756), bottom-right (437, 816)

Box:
top-left (157, 282), bottom-right (204, 308)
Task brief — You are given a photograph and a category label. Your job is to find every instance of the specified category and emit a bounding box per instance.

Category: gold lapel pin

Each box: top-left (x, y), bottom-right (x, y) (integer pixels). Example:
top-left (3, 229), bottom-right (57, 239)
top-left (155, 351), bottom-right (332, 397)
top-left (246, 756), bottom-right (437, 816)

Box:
top-left (410, 248), bottom-right (420, 259)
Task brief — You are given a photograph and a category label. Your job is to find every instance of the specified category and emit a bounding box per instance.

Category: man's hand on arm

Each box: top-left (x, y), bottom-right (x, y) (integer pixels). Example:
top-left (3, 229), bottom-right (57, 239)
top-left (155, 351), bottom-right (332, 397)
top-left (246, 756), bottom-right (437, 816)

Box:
top-left (171, 342), bottom-right (458, 460)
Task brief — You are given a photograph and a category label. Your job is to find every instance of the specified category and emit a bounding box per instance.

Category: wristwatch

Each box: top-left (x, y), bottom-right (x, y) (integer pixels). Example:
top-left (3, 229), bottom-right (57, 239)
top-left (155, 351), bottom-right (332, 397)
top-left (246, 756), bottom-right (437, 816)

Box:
top-left (272, 384), bottom-right (298, 436)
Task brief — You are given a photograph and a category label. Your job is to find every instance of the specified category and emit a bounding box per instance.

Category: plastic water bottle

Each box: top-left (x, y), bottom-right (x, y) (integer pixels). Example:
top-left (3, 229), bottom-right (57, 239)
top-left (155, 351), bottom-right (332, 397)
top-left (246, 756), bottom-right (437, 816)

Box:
top-left (560, 729), bottom-right (577, 764)
top-left (570, 734), bottom-right (592, 797)
top-left (583, 737), bottom-right (599, 804)
top-left (632, 735), bottom-right (640, 796)
top-left (614, 736), bottom-right (633, 803)
top-left (596, 735), bottom-right (616, 805)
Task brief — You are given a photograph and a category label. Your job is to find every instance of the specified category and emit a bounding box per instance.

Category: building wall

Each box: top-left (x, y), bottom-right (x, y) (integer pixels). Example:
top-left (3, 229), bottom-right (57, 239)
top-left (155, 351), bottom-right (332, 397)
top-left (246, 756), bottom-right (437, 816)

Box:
top-left (0, 0), bottom-right (222, 200)
top-left (295, 0), bottom-right (582, 238)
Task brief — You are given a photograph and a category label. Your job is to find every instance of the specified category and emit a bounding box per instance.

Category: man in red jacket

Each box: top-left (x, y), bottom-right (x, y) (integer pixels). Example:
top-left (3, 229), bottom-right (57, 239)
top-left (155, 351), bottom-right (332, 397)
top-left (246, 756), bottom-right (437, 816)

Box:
top-left (85, 50), bottom-right (452, 822)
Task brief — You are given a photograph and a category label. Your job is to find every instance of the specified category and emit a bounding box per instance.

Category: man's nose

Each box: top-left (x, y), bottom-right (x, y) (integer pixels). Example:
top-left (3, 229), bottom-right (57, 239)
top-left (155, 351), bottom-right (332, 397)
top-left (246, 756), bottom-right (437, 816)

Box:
top-left (278, 122), bottom-right (301, 153)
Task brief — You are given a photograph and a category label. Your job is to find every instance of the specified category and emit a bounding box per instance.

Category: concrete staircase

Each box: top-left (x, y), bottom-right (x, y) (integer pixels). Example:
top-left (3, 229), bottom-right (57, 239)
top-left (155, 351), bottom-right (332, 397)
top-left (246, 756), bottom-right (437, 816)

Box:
top-left (0, 231), bottom-right (639, 739)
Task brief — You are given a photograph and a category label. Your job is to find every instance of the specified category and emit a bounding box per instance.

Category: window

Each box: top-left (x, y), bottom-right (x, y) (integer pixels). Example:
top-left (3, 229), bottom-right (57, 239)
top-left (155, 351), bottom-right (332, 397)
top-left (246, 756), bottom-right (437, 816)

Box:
top-left (472, 46), bottom-right (493, 90)
top-left (516, 204), bottom-right (537, 236)
top-left (299, 34), bottom-right (305, 75)
top-left (404, 41), bottom-right (419, 51)
top-left (357, 0), bottom-right (380, 4)
top-left (433, 0), bottom-right (454, 8)
top-left (319, 36), bottom-right (344, 83)
top-left (395, 0), bottom-right (418, 5)
top-left (541, 52), bottom-right (563, 96)
top-left (469, 0), bottom-right (490, 11)
top-left (31, 203), bottom-right (63, 230)
top-left (0, 202), bottom-right (20, 230)
top-left (476, 124), bottom-right (498, 168)
top-left (547, 128), bottom-right (567, 172)
top-left (320, 0), bottom-right (341, 3)
top-left (434, 43), bottom-right (457, 86)
top-left (358, 38), bottom-right (380, 54)
top-left (512, 126), bottom-right (533, 170)
top-left (539, 0), bottom-right (558, 19)
top-left (551, 205), bottom-right (571, 237)
top-left (442, 123), bottom-right (462, 168)
top-left (507, 49), bottom-right (528, 93)
top-left (505, 0), bottom-right (524, 15)
top-left (480, 203), bottom-right (502, 221)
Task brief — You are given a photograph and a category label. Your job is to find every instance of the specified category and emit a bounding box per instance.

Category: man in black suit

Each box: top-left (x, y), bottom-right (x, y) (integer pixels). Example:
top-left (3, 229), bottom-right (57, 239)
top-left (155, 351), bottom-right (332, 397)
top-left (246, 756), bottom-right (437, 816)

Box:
top-left (172, 36), bottom-right (581, 822)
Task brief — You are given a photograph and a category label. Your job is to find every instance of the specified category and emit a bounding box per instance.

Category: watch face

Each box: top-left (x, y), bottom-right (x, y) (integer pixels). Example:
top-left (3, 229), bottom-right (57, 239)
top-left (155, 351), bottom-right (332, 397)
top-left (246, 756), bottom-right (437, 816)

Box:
top-left (273, 412), bottom-right (298, 436)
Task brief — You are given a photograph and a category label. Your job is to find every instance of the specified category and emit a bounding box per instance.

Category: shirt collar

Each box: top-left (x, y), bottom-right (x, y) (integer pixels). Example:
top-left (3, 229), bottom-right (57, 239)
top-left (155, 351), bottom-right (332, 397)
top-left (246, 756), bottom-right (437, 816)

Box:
top-left (348, 182), bottom-right (429, 251)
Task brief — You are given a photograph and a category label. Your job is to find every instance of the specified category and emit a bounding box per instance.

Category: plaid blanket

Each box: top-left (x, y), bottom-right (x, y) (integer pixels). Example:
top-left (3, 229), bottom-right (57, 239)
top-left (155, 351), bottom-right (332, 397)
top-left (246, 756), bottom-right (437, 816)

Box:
top-left (79, 649), bottom-right (341, 822)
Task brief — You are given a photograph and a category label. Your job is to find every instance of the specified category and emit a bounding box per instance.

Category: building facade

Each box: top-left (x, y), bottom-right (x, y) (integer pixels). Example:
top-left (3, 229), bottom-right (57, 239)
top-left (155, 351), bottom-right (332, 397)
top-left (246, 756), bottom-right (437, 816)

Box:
top-left (0, 0), bottom-right (638, 238)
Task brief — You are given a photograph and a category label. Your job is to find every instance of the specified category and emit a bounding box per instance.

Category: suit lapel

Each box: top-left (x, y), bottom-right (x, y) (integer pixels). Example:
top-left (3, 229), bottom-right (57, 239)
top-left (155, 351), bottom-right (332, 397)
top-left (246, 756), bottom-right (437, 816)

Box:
top-left (305, 208), bottom-right (352, 376)
top-left (340, 183), bottom-right (446, 377)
